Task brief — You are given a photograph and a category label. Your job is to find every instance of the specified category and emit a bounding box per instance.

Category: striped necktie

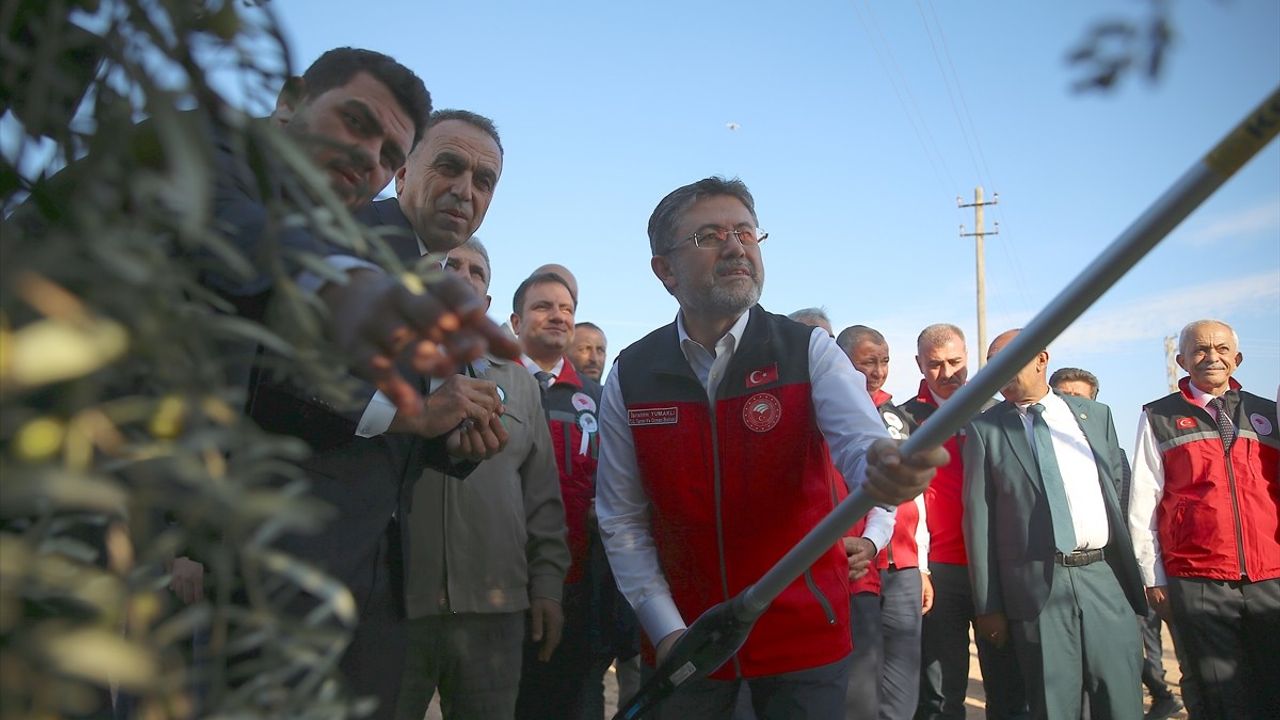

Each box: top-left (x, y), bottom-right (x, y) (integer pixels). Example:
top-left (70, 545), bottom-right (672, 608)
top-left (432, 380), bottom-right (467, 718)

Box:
top-left (1208, 396), bottom-right (1236, 451)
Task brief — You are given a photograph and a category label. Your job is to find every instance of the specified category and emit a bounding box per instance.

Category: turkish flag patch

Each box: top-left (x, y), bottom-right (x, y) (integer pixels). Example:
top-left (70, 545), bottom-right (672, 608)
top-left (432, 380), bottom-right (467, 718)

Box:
top-left (747, 363), bottom-right (778, 388)
top-left (1176, 417), bottom-right (1197, 429)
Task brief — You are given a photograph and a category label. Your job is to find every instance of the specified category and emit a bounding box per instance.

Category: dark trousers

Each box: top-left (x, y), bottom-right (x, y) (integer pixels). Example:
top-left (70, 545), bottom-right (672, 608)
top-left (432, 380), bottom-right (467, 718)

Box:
top-left (847, 591), bottom-right (884, 716)
top-left (1139, 606), bottom-right (1173, 701)
top-left (916, 562), bottom-right (1027, 720)
top-left (337, 524), bottom-right (408, 720)
top-left (667, 654), bottom-right (851, 720)
top-left (395, 612), bottom-right (525, 720)
top-left (1167, 575), bottom-right (1280, 719)
top-left (880, 567), bottom-right (923, 720)
top-left (1007, 561), bottom-right (1142, 720)
top-left (515, 581), bottom-right (593, 720)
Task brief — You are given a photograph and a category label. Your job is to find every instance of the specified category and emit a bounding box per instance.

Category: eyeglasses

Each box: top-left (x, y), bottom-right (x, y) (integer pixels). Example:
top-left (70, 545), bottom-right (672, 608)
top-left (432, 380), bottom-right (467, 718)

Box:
top-left (677, 226), bottom-right (769, 251)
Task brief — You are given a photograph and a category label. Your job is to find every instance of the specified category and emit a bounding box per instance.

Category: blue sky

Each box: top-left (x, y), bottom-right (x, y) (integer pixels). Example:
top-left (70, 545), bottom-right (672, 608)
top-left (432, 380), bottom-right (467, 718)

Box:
top-left (268, 1), bottom-right (1277, 442)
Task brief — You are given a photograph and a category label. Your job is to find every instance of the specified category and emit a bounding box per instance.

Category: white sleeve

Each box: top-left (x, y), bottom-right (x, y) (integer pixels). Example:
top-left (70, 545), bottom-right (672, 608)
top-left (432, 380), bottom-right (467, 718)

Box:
top-left (914, 494), bottom-right (931, 573)
top-left (1128, 411), bottom-right (1167, 587)
top-left (595, 362), bottom-right (686, 644)
top-left (296, 255), bottom-right (383, 293)
top-left (355, 390), bottom-right (397, 438)
top-left (808, 329), bottom-right (891, 495)
top-left (862, 506), bottom-right (896, 552)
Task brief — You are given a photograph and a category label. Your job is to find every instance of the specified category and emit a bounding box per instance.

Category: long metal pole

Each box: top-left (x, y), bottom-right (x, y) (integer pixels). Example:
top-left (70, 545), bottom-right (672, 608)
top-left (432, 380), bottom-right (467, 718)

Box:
top-left (742, 84), bottom-right (1280, 618)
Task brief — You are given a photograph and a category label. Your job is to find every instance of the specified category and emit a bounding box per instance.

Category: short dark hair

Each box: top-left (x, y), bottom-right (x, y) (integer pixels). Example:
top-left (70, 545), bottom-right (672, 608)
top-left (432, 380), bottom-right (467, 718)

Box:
top-left (574, 321), bottom-right (604, 336)
top-left (836, 325), bottom-right (887, 355)
top-left (1049, 367), bottom-right (1100, 399)
top-left (647, 176), bottom-right (758, 256)
top-left (513, 272), bottom-right (576, 316)
top-left (427, 109), bottom-right (503, 156)
top-left (301, 47), bottom-right (432, 147)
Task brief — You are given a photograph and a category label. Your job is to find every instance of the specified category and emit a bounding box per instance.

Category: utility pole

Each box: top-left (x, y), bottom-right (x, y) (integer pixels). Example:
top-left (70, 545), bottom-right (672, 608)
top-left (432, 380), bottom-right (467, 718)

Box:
top-left (1164, 335), bottom-right (1179, 392)
top-left (959, 187), bottom-right (999, 367)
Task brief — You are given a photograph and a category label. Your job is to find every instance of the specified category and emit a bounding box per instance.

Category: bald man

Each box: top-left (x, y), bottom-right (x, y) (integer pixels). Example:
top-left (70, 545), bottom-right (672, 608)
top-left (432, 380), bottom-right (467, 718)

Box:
top-left (965, 329), bottom-right (1144, 720)
top-left (1128, 319), bottom-right (1280, 718)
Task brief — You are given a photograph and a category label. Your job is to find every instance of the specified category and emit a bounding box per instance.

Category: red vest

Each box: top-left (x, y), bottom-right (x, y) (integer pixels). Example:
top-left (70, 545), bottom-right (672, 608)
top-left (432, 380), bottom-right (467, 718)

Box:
top-left (900, 380), bottom-right (968, 566)
top-left (1145, 378), bottom-right (1280, 582)
top-left (542, 361), bottom-right (601, 583)
top-left (617, 307), bottom-right (851, 678)
top-left (871, 392), bottom-right (922, 571)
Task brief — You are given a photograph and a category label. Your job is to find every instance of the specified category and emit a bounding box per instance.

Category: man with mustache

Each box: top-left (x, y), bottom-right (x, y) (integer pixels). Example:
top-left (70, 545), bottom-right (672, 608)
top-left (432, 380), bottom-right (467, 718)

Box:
top-left (1128, 319), bottom-right (1280, 718)
top-left (569, 322), bottom-right (608, 383)
top-left (900, 324), bottom-right (1026, 720)
top-left (837, 324), bottom-right (933, 720)
top-left (595, 176), bottom-right (948, 719)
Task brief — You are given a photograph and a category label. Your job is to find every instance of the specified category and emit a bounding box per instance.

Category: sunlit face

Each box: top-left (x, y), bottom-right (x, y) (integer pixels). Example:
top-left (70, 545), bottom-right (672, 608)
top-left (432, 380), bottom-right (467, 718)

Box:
top-left (278, 71), bottom-right (414, 208)
top-left (987, 331), bottom-right (1048, 402)
top-left (569, 326), bottom-right (607, 382)
top-left (512, 280), bottom-right (576, 361)
top-left (652, 195), bottom-right (763, 318)
top-left (1177, 322), bottom-right (1242, 395)
top-left (916, 336), bottom-right (968, 400)
top-left (850, 340), bottom-right (890, 394)
top-left (396, 119), bottom-right (502, 252)
top-left (1053, 379), bottom-right (1096, 400)
top-left (442, 245), bottom-right (491, 311)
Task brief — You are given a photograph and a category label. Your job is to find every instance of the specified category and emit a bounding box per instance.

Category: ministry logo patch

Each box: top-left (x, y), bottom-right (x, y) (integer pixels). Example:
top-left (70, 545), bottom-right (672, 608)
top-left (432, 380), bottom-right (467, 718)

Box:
top-left (743, 393), bottom-right (782, 433)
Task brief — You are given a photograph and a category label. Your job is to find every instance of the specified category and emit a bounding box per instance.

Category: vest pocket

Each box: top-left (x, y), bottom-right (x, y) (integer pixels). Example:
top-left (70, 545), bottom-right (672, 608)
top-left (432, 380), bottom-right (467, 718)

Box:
top-left (804, 569), bottom-right (837, 624)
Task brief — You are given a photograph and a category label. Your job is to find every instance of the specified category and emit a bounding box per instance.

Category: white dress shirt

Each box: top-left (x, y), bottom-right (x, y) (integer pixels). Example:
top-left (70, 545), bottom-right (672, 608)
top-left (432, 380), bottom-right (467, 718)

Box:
top-left (1013, 390), bottom-right (1110, 552)
top-left (595, 310), bottom-right (893, 645)
top-left (521, 355), bottom-right (565, 380)
top-left (1129, 380), bottom-right (1220, 586)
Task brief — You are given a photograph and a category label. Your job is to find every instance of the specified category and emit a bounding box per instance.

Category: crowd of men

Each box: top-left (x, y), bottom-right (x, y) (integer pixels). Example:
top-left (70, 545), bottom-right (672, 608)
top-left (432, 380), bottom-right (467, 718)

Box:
top-left (177, 45), bottom-right (1278, 720)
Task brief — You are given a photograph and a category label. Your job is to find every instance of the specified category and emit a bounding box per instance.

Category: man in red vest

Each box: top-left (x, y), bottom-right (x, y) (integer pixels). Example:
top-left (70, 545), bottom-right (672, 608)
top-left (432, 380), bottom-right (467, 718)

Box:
top-left (900, 323), bottom-right (1026, 720)
top-left (1128, 319), bottom-right (1280, 718)
top-left (837, 324), bottom-right (932, 720)
top-left (595, 176), bottom-right (947, 719)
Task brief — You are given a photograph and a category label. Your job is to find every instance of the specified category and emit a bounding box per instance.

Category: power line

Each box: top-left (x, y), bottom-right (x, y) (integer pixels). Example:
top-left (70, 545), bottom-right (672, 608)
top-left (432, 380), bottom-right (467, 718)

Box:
top-left (849, 0), bottom-right (959, 195)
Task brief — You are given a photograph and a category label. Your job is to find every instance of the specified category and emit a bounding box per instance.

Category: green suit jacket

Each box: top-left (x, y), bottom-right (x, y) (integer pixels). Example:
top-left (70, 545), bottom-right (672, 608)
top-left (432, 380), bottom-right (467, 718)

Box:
top-left (962, 391), bottom-right (1146, 621)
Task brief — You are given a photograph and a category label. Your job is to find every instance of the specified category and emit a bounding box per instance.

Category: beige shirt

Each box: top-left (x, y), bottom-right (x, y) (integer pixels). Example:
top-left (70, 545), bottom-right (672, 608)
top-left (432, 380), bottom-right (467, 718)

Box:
top-left (403, 357), bottom-right (569, 617)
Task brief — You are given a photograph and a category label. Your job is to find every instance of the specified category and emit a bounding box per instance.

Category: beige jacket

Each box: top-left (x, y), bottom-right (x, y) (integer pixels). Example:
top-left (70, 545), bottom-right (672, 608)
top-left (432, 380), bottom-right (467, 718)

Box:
top-left (403, 357), bottom-right (569, 617)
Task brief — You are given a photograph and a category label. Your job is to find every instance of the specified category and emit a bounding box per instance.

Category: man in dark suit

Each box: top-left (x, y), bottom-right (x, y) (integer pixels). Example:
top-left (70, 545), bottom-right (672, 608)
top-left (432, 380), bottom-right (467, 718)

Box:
top-left (964, 329), bottom-right (1146, 720)
top-left (234, 86), bottom-right (510, 717)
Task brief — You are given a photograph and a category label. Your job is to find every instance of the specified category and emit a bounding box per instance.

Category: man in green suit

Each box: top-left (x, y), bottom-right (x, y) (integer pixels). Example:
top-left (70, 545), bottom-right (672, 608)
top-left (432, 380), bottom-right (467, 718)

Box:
top-left (963, 329), bottom-right (1146, 720)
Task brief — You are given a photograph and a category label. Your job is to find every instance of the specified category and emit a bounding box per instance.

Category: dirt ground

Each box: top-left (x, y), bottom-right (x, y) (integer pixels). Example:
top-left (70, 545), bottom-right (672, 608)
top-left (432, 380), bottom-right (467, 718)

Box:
top-left (426, 625), bottom-right (1186, 719)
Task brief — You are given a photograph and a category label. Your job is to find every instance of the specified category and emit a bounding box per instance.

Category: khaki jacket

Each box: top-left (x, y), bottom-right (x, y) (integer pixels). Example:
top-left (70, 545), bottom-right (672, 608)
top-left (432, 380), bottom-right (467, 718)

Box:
top-left (403, 357), bottom-right (569, 617)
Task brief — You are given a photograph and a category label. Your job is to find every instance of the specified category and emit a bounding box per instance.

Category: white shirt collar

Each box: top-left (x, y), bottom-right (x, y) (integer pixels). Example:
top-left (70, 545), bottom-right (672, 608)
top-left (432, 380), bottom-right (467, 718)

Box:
top-left (521, 355), bottom-right (564, 378)
top-left (675, 309), bottom-right (751, 366)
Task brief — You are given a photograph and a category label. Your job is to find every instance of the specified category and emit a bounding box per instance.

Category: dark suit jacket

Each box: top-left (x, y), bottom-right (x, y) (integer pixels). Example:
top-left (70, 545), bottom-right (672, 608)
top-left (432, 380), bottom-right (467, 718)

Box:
top-left (962, 392), bottom-right (1146, 622)
top-left (239, 190), bottom-right (467, 600)
top-left (356, 196), bottom-right (420, 250)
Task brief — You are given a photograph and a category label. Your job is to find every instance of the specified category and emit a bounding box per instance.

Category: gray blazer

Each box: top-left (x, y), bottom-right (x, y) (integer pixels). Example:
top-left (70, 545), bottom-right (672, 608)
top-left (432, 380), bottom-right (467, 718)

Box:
top-left (962, 392), bottom-right (1146, 621)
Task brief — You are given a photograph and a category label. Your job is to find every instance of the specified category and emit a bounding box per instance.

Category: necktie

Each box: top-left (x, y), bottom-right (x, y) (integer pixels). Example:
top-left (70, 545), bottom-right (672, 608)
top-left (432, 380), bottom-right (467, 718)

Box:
top-left (1029, 403), bottom-right (1077, 554)
top-left (534, 371), bottom-right (555, 391)
top-left (1208, 396), bottom-right (1236, 452)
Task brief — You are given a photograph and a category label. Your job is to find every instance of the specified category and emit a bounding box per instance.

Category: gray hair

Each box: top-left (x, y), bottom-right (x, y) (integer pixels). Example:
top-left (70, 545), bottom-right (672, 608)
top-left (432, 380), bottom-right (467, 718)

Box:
top-left (788, 307), bottom-right (831, 326)
top-left (452, 235), bottom-right (491, 288)
top-left (917, 323), bottom-right (965, 352)
top-left (1178, 319), bottom-right (1239, 355)
top-left (836, 325), bottom-right (887, 355)
top-left (647, 176), bottom-right (758, 256)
